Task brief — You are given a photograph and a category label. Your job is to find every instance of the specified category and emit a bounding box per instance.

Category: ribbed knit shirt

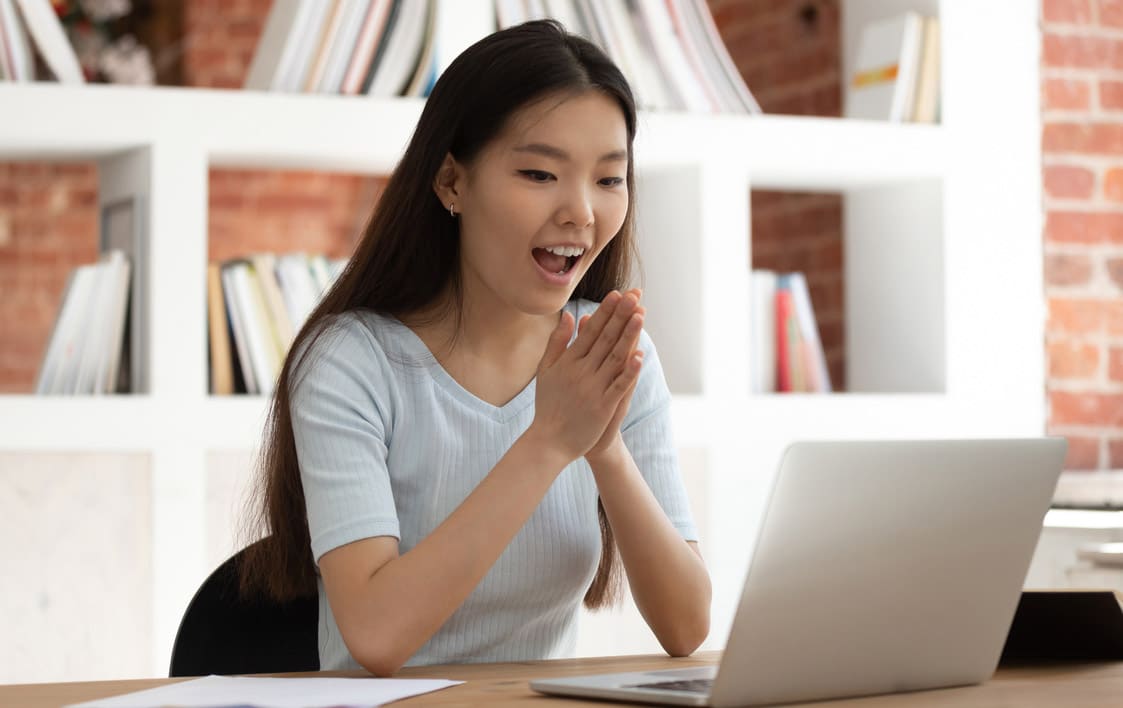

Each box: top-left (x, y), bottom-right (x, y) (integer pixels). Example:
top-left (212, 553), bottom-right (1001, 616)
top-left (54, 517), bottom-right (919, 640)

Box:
top-left (290, 299), bottom-right (699, 671)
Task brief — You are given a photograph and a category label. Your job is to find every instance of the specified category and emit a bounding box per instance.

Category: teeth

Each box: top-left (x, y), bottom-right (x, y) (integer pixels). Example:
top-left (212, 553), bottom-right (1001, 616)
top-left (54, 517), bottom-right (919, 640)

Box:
top-left (544, 245), bottom-right (585, 258)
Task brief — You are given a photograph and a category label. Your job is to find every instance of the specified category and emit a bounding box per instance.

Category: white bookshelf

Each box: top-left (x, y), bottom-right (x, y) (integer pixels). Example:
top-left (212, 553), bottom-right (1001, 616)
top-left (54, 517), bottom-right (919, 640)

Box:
top-left (0, 0), bottom-right (1044, 681)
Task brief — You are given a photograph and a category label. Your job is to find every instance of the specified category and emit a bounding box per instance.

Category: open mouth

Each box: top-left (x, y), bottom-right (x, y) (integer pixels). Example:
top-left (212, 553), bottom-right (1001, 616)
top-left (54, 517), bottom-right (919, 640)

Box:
top-left (532, 247), bottom-right (583, 275)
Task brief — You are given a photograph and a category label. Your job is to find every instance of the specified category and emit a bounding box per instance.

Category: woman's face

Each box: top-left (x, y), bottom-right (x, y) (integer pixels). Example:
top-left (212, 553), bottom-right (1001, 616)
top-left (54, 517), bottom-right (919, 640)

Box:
top-left (444, 90), bottom-right (630, 316)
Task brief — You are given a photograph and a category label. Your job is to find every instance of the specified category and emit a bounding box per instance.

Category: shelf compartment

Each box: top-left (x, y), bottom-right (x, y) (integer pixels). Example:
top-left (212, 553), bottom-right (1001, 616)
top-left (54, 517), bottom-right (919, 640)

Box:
top-left (0, 397), bottom-right (162, 450)
top-left (1, 85), bottom-right (945, 185)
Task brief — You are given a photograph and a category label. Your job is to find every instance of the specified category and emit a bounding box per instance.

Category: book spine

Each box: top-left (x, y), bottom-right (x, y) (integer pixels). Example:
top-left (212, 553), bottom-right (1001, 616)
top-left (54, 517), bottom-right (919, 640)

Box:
top-left (775, 282), bottom-right (793, 393)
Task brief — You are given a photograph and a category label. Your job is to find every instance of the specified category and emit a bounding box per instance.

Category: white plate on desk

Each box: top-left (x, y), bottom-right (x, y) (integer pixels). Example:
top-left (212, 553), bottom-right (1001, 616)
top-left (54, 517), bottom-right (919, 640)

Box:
top-left (1077, 542), bottom-right (1123, 567)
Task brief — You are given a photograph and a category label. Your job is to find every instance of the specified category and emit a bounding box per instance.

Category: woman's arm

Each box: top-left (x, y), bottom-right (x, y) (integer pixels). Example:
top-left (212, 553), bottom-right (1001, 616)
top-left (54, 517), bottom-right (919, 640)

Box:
top-left (586, 442), bottom-right (712, 656)
top-left (319, 293), bottom-right (644, 676)
top-left (319, 427), bottom-right (570, 677)
top-left (576, 291), bottom-right (710, 655)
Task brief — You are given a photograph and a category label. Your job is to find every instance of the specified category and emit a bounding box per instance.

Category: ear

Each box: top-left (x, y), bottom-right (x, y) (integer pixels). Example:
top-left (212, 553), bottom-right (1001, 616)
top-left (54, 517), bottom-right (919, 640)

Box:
top-left (432, 153), bottom-right (465, 214)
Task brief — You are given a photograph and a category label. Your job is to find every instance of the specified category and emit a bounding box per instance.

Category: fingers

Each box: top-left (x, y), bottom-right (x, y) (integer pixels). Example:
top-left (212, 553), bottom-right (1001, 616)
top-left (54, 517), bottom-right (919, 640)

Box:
top-left (608, 348), bottom-right (644, 399)
top-left (604, 349), bottom-right (644, 429)
top-left (587, 291), bottom-right (642, 373)
top-left (567, 290), bottom-right (622, 358)
top-left (539, 311), bottom-right (575, 369)
top-left (597, 308), bottom-right (644, 380)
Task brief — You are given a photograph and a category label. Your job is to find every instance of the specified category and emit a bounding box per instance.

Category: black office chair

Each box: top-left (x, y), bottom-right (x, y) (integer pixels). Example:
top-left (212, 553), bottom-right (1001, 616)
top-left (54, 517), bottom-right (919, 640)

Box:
top-left (169, 538), bottom-right (319, 676)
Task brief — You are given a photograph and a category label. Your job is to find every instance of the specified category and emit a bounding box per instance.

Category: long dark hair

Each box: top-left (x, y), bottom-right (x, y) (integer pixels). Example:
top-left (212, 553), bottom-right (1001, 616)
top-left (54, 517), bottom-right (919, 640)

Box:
top-left (239, 20), bottom-right (638, 611)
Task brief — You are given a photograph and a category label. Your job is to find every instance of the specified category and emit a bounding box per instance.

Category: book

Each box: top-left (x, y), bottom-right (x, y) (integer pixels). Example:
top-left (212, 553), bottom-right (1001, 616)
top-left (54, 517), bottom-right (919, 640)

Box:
top-left (610, 0), bottom-right (672, 110)
top-left (275, 253), bottom-right (322, 335)
top-left (317, 0), bottom-right (372, 93)
top-left (366, 0), bottom-right (428, 97)
top-left (250, 253), bottom-right (295, 353)
top-left (300, 0), bottom-right (343, 91)
top-left (302, 0), bottom-right (348, 92)
top-left (405, 0), bottom-right (439, 97)
top-left (90, 250), bottom-right (131, 395)
top-left (207, 262), bottom-right (234, 395)
top-left (221, 261), bottom-right (260, 395)
top-left (244, 0), bottom-right (309, 91)
top-left (750, 270), bottom-right (777, 394)
top-left (847, 12), bottom-right (926, 122)
top-left (679, 0), bottom-right (761, 113)
top-left (495, 0), bottom-right (526, 27)
top-left (35, 252), bottom-right (130, 395)
top-left (787, 272), bottom-right (831, 393)
top-left (662, 0), bottom-right (720, 112)
top-left (753, 271), bottom-right (830, 394)
top-left (99, 194), bottom-right (146, 394)
top-left (73, 254), bottom-right (116, 394)
top-left (12, 0), bottom-right (83, 83)
top-left (636, 0), bottom-right (711, 112)
top-left (0, 0), bottom-right (11, 80)
top-left (775, 284), bottom-right (796, 392)
top-left (544, 0), bottom-right (586, 37)
top-left (286, 1), bottom-right (336, 91)
top-left (35, 265), bottom-right (93, 394)
top-left (359, 0), bottom-right (403, 94)
top-left (910, 16), bottom-right (941, 123)
top-left (0, 0), bottom-right (34, 81)
top-left (433, 0), bottom-right (496, 80)
top-left (341, 0), bottom-right (393, 95)
top-left (210, 253), bottom-right (348, 394)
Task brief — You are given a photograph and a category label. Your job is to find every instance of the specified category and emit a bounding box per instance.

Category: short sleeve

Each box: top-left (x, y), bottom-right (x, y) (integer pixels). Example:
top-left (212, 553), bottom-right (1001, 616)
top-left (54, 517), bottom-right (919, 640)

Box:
top-left (290, 314), bottom-right (401, 563)
top-left (619, 328), bottom-right (700, 542)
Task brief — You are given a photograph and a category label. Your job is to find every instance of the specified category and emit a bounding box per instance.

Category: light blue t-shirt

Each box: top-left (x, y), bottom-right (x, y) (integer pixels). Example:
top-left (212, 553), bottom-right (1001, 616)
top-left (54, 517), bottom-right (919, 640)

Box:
top-left (289, 299), bottom-right (698, 670)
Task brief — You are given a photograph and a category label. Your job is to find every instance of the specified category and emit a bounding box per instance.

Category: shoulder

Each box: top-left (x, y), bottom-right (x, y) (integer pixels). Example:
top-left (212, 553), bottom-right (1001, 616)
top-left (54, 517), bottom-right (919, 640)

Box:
top-left (296, 310), bottom-right (396, 363)
top-left (290, 309), bottom-right (416, 397)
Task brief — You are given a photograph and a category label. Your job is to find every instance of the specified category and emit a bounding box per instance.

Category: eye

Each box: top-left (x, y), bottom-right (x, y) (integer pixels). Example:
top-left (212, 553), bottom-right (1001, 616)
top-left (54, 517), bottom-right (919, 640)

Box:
top-left (599, 177), bottom-right (625, 187)
top-left (519, 170), bottom-right (555, 182)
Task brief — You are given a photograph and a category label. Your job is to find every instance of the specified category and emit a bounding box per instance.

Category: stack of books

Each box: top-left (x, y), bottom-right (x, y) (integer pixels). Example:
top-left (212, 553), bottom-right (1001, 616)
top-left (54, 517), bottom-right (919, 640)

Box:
top-left (36, 250), bottom-right (131, 395)
top-left (245, 0), bottom-right (761, 113)
top-left (495, 0), bottom-right (761, 113)
top-left (208, 252), bottom-right (348, 395)
top-left (750, 270), bottom-right (831, 394)
top-left (0, 0), bottom-right (84, 83)
top-left (245, 0), bottom-right (439, 96)
top-left (846, 12), bottom-right (941, 123)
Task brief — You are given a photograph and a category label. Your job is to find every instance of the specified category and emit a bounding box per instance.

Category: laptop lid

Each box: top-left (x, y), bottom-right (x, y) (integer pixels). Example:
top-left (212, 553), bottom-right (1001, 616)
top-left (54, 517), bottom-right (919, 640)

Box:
top-left (530, 437), bottom-right (1066, 707)
top-left (708, 437), bottom-right (1066, 707)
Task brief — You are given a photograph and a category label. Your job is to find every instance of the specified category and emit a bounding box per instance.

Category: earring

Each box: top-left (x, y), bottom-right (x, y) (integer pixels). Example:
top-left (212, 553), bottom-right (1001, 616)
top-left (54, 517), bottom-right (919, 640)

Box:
top-left (449, 203), bottom-right (456, 218)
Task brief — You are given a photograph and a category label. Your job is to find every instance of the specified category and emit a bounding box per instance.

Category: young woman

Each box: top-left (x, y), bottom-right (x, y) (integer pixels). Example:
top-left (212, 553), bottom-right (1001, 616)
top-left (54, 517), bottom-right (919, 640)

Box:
top-left (240, 19), bottom-right (711, 676)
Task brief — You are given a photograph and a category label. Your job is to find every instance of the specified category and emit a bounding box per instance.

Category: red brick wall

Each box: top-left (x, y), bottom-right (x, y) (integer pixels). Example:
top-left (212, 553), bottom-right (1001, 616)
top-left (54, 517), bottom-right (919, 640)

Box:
top-left (0, 164), bottom-right (98, 391)
top-left (1042, 0), bottom-right (1123, 469)
top-left (709, 0), bottom-right (846, 388)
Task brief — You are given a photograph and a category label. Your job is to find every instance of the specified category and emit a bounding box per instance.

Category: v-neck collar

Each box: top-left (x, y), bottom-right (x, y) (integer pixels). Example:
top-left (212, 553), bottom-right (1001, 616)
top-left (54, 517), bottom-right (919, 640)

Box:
top-left (387, 301), bottom-right (578, 423)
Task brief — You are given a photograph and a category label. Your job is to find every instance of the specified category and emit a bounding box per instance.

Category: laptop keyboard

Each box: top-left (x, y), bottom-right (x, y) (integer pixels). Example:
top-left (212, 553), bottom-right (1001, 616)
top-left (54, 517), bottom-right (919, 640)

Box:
top-left (627, 678), bottom-right (713, 694)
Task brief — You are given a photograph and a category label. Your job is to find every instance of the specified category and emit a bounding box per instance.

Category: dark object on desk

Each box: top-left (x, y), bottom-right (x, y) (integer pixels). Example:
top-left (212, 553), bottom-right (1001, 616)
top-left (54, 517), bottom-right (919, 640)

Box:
top-left (169, 538), bottom-right (319, 676)
top-left (1000, 590), bottom-right (1123, 663)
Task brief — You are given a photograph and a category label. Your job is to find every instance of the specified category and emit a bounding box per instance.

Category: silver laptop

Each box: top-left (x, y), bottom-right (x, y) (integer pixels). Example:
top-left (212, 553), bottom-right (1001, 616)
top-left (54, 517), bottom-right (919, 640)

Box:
top-left (531, 438), bottom-right (1067, 707)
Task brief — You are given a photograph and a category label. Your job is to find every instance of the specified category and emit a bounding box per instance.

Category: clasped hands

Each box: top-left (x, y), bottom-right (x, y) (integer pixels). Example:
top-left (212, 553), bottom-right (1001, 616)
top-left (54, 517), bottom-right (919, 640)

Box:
top-left (531, 289), bottom-right (645, 466)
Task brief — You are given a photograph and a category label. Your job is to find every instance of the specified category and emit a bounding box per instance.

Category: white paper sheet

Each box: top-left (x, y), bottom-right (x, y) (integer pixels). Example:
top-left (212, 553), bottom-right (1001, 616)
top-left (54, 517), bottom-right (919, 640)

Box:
top-left (67, 674), bottom-right (463, 708)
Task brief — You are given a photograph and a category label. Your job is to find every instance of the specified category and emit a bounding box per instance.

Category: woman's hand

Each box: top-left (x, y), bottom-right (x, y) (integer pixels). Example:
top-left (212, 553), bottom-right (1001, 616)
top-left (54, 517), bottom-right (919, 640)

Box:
top-left (529, 289), bottom-right (645, 463)
top-left (584, 292), bottom-right (645, 464)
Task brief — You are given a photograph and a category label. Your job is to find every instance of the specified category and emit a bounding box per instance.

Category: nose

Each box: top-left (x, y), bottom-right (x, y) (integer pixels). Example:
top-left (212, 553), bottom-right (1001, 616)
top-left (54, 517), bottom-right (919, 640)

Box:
top-left (556, 183), bottom-right (594, 229)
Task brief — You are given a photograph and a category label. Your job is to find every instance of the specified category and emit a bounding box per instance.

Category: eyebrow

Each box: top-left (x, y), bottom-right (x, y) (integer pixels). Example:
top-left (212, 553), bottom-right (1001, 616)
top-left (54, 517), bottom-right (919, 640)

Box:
top-left (513, 143), bottom-right (628, 163)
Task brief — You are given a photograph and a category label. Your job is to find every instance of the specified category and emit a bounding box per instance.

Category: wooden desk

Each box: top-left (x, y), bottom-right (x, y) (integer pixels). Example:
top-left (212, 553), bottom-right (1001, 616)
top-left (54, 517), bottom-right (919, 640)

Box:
top-left (4, 651), bottom-right (1123, 707)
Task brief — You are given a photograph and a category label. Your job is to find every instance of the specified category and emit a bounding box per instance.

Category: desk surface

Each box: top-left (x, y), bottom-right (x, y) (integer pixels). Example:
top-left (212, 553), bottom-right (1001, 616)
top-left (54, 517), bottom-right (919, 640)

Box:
top-left (5, 651), bottom-right (1123, 707)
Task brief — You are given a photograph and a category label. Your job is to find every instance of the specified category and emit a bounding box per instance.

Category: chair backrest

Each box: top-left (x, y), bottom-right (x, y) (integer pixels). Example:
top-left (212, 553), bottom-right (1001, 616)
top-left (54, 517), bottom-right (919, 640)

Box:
top-left (169, 539), bottom-right (319, 677)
